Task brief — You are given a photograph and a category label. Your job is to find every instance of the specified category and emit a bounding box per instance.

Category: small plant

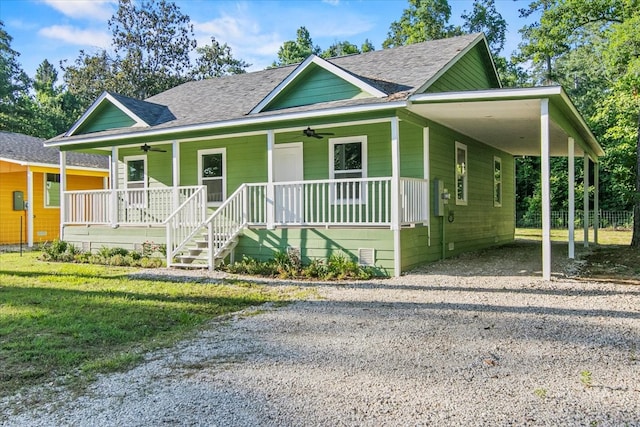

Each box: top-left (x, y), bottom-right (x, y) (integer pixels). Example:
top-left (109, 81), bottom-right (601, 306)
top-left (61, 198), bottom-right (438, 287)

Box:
top-left (142, 241), bottom-right (166, 257)
top-left (533, 388), bottom-right (547, 399)
top-left (580, 370), bottom-right (593, 388)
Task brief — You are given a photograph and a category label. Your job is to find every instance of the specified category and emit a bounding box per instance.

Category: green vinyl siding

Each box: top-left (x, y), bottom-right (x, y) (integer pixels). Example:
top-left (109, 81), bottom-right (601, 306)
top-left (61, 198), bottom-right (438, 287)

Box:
top-left (265, 65), bottom-right (367, 111)
top-left (426, 44), bottom-right (499, 93)
top-left (426, 121), bottom-right (514, 259)
top-left (179, 135), bottom-right (268, 194)
top-left (118, 145), bottom-right (173, 188)
top-left (236, 227), bottom-right (394, 276)
top-left (76, 103), bottom-right (136, 134)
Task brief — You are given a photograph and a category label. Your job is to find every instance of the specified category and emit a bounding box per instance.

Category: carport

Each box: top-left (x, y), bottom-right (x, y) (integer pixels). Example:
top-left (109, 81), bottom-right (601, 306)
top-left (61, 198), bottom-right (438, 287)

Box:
top-left (408, 86), bottom-right (605, 280)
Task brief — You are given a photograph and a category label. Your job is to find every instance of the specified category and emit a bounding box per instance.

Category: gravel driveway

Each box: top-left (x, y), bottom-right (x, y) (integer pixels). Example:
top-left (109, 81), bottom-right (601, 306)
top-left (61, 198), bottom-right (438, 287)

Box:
top-left (2, 241), bottom-right (639, 426)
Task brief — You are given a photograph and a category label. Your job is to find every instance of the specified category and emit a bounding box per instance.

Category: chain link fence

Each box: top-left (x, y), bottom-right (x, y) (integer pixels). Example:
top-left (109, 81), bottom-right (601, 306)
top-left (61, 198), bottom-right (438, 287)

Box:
top-left (516, 211), bottom-right (634, 229)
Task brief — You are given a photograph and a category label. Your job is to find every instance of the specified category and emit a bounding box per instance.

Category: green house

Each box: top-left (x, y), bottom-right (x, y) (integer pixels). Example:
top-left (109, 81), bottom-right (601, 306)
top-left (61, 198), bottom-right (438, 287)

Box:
top-left (46, 33), bottom-right (604, 278)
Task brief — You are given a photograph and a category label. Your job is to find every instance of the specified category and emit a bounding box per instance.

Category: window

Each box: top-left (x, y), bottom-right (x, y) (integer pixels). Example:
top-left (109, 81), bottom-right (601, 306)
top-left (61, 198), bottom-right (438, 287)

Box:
top-left (198, 148), bottom-right (226, 204)
top-left (44, 173), bottom-right (60, 208)
top-left (493, 156), bottom-right (502, 207)
top-left (124, 155), bottom-right (147, 206)
top-left (455, 142), bottom-right (467, 205)
top-left (329, 136), bottom-right (367, 201)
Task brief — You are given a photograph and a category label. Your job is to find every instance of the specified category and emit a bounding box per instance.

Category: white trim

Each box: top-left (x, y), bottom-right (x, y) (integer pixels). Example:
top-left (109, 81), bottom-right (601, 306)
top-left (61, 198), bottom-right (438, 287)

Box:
top-left (594, 161), bottom-right (599, 244)
top-left (424, 127), bottom-right (431, 245)
top-left (123, 154), bottom-right (147, 189)
top-left (27, 167), bottom-right (34, 247)
top-left (493, 156), bottom-right (502, 208)
top-left (250, 55), bottom-right (386, 114)
top-left (568, 137), bottom-right (575, 259)
top-left (329, 135), bottom-right (368, 204)
top-left (541, 98), bottom-right (551, 280)
top-left (390, 117), bottom-right (401, 277)
top-left (584, 155), bottom-right (590, 248)
top-left (0, 157), bottom-right (108, 172)
top-left (266, 130), bottom-right (275, 229)
top-left (454, 141), bottom-right (468, 206)
top-left (66, 92), bottom-right (148, 136)
top-left (43, 172), bottom-right (61, 209)
top-left (197, 148), bottom-right (227, 206)
top-left (47, 101), bottom-right (407, 147)
top-left (59, 151), bottom-right (66, 239)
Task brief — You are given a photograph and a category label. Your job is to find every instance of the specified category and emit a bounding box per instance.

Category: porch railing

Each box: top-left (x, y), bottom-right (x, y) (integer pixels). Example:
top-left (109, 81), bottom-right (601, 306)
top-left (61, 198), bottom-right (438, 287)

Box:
top-left (165, 186), bottom-right (207, 263)
top-left (257, 177), bottom-right (428, 227)
top-left (63, 186), bottom-right (203, 225)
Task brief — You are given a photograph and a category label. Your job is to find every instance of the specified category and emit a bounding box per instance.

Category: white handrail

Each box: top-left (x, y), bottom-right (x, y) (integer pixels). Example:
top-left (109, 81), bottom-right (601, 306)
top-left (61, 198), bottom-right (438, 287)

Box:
top-left (166, 186), bottom-right (207, 265)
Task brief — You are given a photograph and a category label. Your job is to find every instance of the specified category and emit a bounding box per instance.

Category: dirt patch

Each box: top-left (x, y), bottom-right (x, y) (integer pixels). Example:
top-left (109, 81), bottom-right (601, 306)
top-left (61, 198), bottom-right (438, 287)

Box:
top-left (580, 245), bottom-right (640, 284)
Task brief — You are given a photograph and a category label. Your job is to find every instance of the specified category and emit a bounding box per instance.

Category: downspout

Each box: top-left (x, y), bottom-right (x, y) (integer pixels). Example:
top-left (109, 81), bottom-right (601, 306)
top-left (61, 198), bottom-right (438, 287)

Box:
top-left (424, 127), bottom-right (431, 247)
top-left (391, 117), bottom-right (401, 277)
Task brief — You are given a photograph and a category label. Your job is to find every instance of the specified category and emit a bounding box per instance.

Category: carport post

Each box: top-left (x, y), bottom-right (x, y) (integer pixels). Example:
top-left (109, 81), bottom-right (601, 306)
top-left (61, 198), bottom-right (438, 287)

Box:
top-left (583, 155), bottom-right (589, 247)
top-left (594, 162), bottom-right (599, 244)
top-left (540, 99), bottom-right (551, 280)
top-left (568, 137), bottom-right (575, 259)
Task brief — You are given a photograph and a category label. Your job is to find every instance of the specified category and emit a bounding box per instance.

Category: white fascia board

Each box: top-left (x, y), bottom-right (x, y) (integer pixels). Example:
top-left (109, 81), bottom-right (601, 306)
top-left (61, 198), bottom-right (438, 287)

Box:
top-left (47, 100), bottom-right (407, 148)
top-left (250, 55), bottom-right (387, 115)
top-left (66, 92), bottom-right (148, 137)
top-left (0, 157), bottom-right (108, 172)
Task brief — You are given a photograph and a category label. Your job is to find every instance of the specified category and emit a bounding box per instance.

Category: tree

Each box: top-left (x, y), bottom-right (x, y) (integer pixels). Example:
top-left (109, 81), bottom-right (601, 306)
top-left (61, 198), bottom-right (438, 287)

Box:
top-left (273, 27), bottom-right (321, 66)
top-left (191, 37), bottom-right (250, 80)
top-left (461, 0), bottom-right (506, 57)
top-left (361, 39), bottom-right (375, 53)
top-left (321, 41), bottom-right (361, 59)
top-left (516, 0), bottom-right (640, 247)
top-left (61, 49), bottom-right (120, 109)
top-left (108, 0), bottom-right (196, 98)
top-left (382, 0), bottom-right (462, 48)
top-left (0, 20), bottom-right (35, 135)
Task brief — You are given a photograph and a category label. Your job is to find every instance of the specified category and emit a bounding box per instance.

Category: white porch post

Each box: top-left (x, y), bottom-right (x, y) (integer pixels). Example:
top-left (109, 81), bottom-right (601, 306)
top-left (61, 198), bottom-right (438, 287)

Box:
top-left (583, 155), bottom-right (589, 247)
top-left (26, 166), bottom-right (34, 247)
top-left (594, 161), bottom-right (599, 244)
top-left (424, 127), bottom-right (431, 245)
top-left (266, 130), bottom-right (275, 229)
top-left (540, 99), bottom-right (551, 280)
top-left (391, 117), bottom-right (401, 277)
top-left (111, 147), bottom-right (119, 227)
top-left (568, 137), bottom-right (575, 259)
top-left (172, 140), bottom-right (180, 210)
top-left (59, 151), bottom-right (67, 242)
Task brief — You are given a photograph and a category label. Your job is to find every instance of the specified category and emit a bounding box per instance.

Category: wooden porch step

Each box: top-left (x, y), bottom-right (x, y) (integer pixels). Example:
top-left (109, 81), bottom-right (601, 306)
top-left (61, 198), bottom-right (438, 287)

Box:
top-left (171, 262), bottom-right (210, 269)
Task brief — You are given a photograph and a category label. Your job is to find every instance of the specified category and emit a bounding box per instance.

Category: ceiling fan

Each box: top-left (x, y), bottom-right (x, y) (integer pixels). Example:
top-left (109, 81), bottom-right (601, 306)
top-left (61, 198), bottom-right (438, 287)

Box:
top-left (303, 126), bottom-right (334, 139)
top-left (140, 143), bottom-right (166, 153)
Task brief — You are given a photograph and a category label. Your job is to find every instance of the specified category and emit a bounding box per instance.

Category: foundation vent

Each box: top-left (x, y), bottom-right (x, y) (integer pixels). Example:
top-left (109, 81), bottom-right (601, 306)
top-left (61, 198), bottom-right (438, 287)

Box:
top-left (358, 248), bottom-right (375, 266)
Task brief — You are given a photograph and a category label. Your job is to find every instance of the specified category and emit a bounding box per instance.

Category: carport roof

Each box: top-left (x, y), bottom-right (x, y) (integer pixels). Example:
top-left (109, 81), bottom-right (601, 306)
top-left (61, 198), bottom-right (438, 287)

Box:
top-left (408, 86), bottom-right (604, 159)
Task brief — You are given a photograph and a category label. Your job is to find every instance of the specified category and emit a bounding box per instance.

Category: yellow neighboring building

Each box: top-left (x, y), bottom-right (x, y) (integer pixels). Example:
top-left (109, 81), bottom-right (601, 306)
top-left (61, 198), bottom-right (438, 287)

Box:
top-left (0, 131), bottom-right (109, 246)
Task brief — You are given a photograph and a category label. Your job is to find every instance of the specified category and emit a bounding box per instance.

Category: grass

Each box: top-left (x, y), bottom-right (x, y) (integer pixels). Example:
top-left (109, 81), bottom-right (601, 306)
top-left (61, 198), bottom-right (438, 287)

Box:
top-left (0, 252), bottom-right (312, 398)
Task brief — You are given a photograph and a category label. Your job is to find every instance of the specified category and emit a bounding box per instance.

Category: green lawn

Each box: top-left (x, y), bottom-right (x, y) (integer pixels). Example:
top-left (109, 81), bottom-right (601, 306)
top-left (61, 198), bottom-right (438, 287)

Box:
top-left (515, 228), bottom-right (632, 245)
top-left (0, 252), bottom-right (311, 397)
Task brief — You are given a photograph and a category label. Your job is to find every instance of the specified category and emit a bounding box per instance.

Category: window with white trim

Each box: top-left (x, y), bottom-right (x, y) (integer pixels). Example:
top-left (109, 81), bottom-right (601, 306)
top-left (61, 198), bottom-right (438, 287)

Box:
top-left (44, 173), bottom-right (60, 208)
top-left (124, 155), bottom-right (147, 206)
top-left (198, 148), bottom-right (226, 205)
top-left (455, 142), bottom-right (467, 205)
top-left (493, 156), bottom-right (502, 207)
top-left (329, 136), bottom-right (367, 202)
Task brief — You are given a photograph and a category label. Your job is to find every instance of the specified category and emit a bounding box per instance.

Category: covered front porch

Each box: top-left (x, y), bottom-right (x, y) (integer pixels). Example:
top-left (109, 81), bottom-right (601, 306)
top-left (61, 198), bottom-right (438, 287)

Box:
top-left (61, 176), bottom-right (429, 270)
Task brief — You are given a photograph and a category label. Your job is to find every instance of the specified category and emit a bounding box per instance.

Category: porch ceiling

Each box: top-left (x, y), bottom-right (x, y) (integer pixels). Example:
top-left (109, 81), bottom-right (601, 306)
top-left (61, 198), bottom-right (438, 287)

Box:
top-left (408, 87), bottom-right (604, 159)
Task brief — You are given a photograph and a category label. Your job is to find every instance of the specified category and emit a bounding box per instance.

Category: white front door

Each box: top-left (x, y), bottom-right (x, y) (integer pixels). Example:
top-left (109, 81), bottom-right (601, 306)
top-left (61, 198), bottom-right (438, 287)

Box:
top-left (273, 143), bottom-right (304, 223)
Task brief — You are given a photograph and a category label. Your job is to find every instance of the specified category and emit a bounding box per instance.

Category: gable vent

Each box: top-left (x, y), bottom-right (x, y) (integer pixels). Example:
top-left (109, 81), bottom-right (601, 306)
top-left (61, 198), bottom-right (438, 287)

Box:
top-left (358, 248), bottom-right (376, 266)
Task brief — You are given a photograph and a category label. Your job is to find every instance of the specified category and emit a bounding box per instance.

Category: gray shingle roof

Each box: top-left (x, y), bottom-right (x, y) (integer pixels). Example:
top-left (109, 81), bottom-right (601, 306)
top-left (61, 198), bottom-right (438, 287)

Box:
top-left (51, 33), bottom-right (484, 143)
top-left (0, 131), bottom-right (108, 169)
top-left (108, 92), bottom-right (175, 125)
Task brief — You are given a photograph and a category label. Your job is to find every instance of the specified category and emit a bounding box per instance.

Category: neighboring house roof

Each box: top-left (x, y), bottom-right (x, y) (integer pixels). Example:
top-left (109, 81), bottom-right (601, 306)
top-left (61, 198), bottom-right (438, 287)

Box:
top-left (50, 33), bottom-right (495, 145)
top-left (0, 131), bottom-right (108, 169)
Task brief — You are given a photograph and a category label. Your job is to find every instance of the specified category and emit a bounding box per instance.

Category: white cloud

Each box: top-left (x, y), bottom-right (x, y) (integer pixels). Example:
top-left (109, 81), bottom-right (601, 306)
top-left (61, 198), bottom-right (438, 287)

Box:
top-left (194, 12), bottom-right (284, 70)
top-left (39, 25), bottom-right (111, 48)
top-left (41, 0), bottom-right (116, 21)
top-left (322, 0), bottom-right (340, 5)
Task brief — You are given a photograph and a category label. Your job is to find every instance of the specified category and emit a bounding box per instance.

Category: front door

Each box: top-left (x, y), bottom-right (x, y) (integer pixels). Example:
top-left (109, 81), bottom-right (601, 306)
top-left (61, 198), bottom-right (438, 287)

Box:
top-left (273, 143), bottom-right (304, 223)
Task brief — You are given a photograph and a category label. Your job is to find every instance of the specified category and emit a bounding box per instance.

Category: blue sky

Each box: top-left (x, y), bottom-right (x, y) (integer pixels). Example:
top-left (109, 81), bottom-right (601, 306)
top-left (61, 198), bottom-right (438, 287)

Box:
top-left (1, 0), bottom-right (535, 79)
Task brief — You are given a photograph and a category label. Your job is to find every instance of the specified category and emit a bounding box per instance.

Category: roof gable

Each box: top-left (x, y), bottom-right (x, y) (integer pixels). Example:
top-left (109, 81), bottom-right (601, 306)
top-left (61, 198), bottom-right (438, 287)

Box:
top-left (67, 92), bottom-right (175, 136)
top-left (250, 55), bottom-right (386, 114)
top-left (419, 36), bottom-right (501, 93)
